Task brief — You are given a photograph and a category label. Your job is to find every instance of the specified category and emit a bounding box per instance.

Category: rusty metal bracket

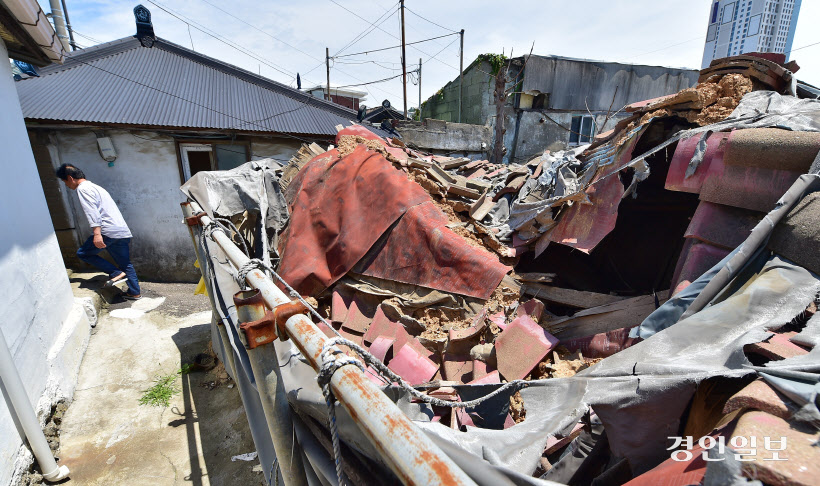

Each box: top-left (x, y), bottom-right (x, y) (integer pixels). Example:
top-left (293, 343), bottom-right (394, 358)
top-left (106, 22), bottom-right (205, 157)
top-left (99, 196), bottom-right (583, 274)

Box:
top-left (271, 300), bottom-right (308, 341)
top-left (238, 299), bottom-right (308, 348)
top-left (185, 212), bottom-right (207, 227)
top-left (240, 309), bottom-right (278, 349)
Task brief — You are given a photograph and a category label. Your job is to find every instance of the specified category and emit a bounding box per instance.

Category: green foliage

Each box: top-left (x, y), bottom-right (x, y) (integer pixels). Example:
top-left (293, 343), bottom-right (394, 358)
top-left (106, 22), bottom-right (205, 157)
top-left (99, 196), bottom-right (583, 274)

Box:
top-left (138, 368), bottom-right (188, 407)
top-left (478, 53), bottom-right (508, 76)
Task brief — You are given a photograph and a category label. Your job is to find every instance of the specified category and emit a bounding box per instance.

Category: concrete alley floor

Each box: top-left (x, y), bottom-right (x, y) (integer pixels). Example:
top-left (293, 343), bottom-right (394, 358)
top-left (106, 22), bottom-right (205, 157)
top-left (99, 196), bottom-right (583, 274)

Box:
top-left (59, 273), bottom-right (263, 486)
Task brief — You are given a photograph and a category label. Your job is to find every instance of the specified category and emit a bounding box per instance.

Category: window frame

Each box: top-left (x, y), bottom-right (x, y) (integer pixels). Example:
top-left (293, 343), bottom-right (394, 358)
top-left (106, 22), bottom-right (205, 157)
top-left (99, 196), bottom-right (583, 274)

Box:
top-left (569, 114), bottom-right (596, 146)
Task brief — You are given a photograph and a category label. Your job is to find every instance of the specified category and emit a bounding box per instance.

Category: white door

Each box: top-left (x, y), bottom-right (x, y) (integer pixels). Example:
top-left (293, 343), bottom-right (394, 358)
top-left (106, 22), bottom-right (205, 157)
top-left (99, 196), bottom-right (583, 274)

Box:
top-left (180, 143), bottom-right (214, 181)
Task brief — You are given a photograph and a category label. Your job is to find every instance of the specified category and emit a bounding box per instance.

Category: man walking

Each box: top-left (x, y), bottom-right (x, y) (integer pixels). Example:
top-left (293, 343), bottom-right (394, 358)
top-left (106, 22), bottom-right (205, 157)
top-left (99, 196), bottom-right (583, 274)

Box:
top-left (55, 164), bottom-right (141, 300)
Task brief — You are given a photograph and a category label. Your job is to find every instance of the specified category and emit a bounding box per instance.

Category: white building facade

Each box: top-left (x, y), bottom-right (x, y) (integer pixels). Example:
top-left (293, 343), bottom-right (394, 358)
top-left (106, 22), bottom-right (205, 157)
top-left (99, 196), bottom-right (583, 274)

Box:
top-left (702, 0), bottom-right (801, 68)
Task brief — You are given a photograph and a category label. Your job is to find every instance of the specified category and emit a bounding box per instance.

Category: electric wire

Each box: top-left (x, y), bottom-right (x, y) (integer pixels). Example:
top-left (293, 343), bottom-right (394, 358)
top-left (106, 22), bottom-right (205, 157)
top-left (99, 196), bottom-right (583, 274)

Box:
top-left (332, 32), bottom-right (459, 59)
top-left (405, 6), bottom-right (458, 33)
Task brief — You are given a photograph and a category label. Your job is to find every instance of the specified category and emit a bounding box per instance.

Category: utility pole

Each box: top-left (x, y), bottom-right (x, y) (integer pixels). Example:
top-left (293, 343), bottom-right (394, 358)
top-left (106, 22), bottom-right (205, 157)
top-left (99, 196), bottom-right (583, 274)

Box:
top-left (418, 58), bottom-right (422, 121)
top-left (48, 0), bottom-right (71, 51)
top-left (325, 47), bottom-right (331, 102)
top-left (400, 0), bottom-right (408, 118)
top-left (60, 0), bottom-right (76, 50)
top-left (458, 29), bottom-right (464, 123)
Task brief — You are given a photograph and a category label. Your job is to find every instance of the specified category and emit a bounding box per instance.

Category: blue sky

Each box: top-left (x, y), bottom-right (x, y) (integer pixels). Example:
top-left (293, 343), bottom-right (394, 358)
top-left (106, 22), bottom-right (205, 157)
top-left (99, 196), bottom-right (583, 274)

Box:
top-left (45, 0), bottom-right (820, 110)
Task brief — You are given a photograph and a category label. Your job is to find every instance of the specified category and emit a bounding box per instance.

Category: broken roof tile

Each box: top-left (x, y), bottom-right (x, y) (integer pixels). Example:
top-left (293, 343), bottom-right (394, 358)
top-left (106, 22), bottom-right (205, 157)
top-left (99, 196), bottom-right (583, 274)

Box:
top-left (516, 299), bottom-right (546, 322)
top-left (341, 300), bottom-right (372, 334)
top-left (388, 345), bottom-right (438, 385)
top-left (368, 336), bottom-right (395, 364)
top-left (468, 369), bottom-right (501, 385)
top-left (441, 353), bottom-right (473, 384)
top-left (495, 315), bottom-right (559, 381)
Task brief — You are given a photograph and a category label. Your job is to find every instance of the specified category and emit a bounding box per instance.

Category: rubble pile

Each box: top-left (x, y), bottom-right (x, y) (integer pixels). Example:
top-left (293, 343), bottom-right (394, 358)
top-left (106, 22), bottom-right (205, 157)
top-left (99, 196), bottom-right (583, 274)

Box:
top-left (183, 52), bottom-right (820, 485)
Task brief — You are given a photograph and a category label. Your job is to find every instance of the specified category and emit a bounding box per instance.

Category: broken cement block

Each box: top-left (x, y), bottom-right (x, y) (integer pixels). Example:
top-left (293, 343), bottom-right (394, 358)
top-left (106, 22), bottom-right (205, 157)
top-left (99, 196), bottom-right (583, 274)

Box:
top-left (745, 332), bottom-right (810, 361)
top-left (495, 315), bottom-right (559, 381)
top-left (722, 379), bottom-right (792, 419)
top-left (388, 345), bottom-right (438, 385)
top-left (731, 411), bottom-right (820, 486)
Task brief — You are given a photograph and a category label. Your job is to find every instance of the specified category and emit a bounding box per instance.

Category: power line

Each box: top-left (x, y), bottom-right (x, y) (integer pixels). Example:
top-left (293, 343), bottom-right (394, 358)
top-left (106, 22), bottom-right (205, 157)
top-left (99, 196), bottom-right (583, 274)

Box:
top-left (332, 32), bottom-right (459, 59)
top-left (621, 35), bottom-right (704, 61)
top-left (327, 0), bottom-right (461, 73)
top-left (333, 69), bottom-right (419, 89)
top-left (332, 1), bottom-right (399, 57)
top-left (147, 0), bottom-right (305, 81)
top-left (787, 39), bottom-right (820, 54)
top-left (196, 0), bottom-right (323, 63)
top-left (405, 6), bottom-right (458, 33)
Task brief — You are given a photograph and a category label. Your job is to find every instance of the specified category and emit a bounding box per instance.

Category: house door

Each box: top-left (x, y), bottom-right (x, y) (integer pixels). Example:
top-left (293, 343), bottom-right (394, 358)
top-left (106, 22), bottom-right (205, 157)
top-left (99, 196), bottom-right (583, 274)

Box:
top-left (179, 143), bottom-right (215, 181)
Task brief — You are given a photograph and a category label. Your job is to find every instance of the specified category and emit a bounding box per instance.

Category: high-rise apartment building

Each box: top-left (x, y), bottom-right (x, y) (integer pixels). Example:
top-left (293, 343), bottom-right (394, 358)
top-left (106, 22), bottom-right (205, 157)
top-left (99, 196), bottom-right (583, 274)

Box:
top-left (702, 0), bottom-right (801, 68)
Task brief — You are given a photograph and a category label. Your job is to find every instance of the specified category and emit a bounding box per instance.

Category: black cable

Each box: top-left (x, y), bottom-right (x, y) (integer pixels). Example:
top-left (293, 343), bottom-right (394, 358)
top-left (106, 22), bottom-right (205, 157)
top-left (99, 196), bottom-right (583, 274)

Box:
top-left (332, 32), bottom-right (458, 59)
top-left (405, 6), bottom-right (458, 33)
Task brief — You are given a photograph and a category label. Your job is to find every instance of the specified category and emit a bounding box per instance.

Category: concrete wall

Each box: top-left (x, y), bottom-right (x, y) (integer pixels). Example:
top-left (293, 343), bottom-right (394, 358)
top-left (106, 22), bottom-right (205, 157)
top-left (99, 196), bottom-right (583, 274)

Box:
top-left (521, 56), bottom-right (698, 112)
top-left (507, 111), bottom-right (630, 163)
top-left (424, 54), bottom-right (697, 164)
top-left (34, 129), bottom-right (302, 282)
top-left (1, 38), bottom-right (89, 486)
top-left (395, 119), bottom-right (491, 158)
top-left (421, 59), bottom-right (496, 125)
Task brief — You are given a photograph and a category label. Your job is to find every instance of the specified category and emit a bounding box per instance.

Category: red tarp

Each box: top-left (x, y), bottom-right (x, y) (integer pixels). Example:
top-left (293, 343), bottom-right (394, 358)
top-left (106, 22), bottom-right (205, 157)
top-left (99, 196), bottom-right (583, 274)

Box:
top-left (278, 139), bottom-right (510, 300)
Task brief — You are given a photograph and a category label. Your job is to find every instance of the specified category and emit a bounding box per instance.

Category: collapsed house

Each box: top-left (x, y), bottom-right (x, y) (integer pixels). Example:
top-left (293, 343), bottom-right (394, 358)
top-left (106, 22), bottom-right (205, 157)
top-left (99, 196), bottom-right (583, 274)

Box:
top-left (181, 53), bottom-right (820, 485)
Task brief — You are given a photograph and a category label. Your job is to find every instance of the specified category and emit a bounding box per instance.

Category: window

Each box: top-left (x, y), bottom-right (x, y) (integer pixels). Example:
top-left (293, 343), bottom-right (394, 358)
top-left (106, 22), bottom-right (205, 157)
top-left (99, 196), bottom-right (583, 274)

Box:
top-left (569, 115), bottom-right (595, 145)
top-left (711, 2), bottom-right (720, 23)
top-left (178, 141), bottom-right (250, 181)
top-left (722, 2), bottom-right (736, 24)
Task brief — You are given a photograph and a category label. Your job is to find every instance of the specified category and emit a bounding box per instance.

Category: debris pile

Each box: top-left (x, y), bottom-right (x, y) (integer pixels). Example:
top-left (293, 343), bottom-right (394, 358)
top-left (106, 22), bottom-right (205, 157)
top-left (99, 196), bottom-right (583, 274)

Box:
top-left (182, 52), bottom-right (820, 485)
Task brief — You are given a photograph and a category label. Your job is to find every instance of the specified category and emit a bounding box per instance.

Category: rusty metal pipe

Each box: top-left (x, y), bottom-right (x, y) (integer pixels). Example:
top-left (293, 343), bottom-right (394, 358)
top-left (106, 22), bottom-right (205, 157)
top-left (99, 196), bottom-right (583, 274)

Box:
top-left (234, 290), bottom-right (307, 486)
top-left (188, 201), bottom-right (475, 486)
top-left (180, 202), bottom-right (238, 379)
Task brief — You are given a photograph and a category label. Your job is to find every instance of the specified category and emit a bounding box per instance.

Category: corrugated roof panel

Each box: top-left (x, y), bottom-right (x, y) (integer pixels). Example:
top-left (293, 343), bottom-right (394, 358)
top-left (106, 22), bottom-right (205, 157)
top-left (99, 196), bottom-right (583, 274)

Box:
top-left (15, 36), bottom-right (358, 137)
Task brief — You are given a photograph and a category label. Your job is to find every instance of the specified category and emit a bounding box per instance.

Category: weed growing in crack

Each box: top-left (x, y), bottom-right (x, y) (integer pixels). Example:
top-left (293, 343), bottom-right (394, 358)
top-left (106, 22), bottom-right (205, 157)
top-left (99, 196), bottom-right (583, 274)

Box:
top-left (139, 368), bottom-right (189, 407)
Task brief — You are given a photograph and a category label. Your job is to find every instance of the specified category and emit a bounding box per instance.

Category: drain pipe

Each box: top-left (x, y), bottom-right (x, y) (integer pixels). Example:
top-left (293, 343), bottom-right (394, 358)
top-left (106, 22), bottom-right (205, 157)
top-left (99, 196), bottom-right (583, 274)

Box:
top-left (0, 328), bottom-right (70, 482)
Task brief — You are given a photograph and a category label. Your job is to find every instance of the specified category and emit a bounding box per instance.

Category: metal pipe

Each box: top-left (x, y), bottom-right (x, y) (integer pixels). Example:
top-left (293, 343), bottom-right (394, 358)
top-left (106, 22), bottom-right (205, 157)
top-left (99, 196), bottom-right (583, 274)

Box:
top-left (459, 29), bottom-right (464, 123)
top-left (0, 328), bottom-right (70, 482)
top-left (59, 0), bottom-right (76, 50)
top-left (190, 202), bottom-right (475, 486)
top-left (234, 290), bottom-right (307, 486)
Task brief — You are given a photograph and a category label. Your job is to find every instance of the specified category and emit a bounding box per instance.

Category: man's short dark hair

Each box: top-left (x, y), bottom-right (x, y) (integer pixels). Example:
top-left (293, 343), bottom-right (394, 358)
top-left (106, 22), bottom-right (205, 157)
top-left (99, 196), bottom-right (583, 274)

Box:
top-left (55, 164), bottom-right (85, 180)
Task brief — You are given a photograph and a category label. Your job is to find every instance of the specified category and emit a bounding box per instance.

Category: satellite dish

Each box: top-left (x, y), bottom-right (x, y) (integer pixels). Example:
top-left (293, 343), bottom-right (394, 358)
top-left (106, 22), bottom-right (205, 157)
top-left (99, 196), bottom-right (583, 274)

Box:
top-left (382, 99), bottom-right (391, 109)
top-left (357, 105), bottom-right (367, 122)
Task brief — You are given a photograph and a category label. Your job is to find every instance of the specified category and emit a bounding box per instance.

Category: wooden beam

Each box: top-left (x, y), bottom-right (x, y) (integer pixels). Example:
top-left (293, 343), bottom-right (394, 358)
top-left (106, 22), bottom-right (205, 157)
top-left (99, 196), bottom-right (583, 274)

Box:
top-left (521, 283), bottom-right (626, 309)
top-left (542, 294), bottom-right (664, 340)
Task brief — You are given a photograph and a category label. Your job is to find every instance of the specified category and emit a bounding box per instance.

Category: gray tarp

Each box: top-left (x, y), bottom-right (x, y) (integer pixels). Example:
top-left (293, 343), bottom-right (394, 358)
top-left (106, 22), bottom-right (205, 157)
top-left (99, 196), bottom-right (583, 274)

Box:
top-left (182, 161), bottom-right (820, 486)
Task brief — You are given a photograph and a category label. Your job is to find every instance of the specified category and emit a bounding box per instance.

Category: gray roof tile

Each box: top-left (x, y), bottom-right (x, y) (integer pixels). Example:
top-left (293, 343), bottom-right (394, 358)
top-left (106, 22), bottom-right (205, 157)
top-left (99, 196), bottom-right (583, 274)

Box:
top-left (15, 36), bottom-right (358, 137)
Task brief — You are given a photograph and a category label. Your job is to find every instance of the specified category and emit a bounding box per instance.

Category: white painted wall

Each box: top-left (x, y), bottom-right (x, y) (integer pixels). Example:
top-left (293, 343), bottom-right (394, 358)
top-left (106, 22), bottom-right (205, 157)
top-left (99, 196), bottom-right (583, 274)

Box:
top-left (50, 130), bottom-right (302, 281)
top-left (53, 129), bottom-right (197, 281)
top-left (0, 38), bottom-right (89, 486)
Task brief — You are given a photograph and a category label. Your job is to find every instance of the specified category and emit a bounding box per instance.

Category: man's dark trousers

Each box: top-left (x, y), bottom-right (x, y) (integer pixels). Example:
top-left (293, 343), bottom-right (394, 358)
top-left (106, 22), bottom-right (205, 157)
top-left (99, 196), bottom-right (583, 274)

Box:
top-left (76, 235), bottom-right (141, 296)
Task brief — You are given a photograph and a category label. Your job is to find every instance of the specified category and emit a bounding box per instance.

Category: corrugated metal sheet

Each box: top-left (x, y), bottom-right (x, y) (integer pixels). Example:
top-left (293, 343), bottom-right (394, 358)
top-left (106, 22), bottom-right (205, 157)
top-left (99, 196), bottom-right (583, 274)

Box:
top-left (15, 36), bottom-right (357, 137)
